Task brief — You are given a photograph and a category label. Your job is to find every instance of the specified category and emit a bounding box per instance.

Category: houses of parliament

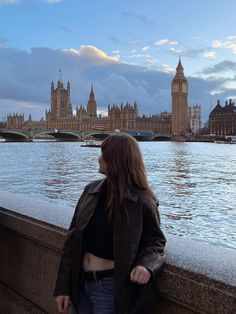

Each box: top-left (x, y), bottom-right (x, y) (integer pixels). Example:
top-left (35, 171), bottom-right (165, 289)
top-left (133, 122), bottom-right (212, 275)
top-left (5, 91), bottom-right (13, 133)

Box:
top-left (6, 60), bottom-right (202, 135)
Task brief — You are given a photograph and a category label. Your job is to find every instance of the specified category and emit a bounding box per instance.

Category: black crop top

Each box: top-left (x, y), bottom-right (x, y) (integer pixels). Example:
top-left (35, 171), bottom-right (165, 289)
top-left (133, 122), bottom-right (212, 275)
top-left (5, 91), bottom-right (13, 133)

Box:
top-left (82, 181), bottom-right (114, 260)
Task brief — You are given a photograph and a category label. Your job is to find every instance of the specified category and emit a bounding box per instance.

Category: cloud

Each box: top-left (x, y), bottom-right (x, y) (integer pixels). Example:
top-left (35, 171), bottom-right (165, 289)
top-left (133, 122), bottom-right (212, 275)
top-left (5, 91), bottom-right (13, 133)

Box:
top-left (201, 60), bottom-right (236, 74)
top-left (142, 46), bottom-right (149, 51)
top-left (170, 47), bottom-right (205, 58)
top-left (111, 50), bottom-right (120, 54)
top-left (128, 54), bottom-right (151, 59)
top-left (144, 59), bottom-right (157, 66)
top-left (122, 11), bottom-right (151, 25)
top-left (0, 98), bottom-right (48, 121)
top-left (154, 39), bottom-right (178, 46)
top-left (212, 40), bottom-right (222, 48)
top-left (203, 51), bottom-right (216, 58)
top-left (154, 39), bottom-right (168, 46)
top-left (161, 64), bottom-right (175, 74)
top-left (223, 80), bottom-right (236, 90)
top-left (0, 45), bottom-right (234, 123)
top-left (170, 47), bottom-right (216, 59)
top-left (212, 36), bottom-right (236, 54)
top-left (65, 45), bottom-right (119, 63)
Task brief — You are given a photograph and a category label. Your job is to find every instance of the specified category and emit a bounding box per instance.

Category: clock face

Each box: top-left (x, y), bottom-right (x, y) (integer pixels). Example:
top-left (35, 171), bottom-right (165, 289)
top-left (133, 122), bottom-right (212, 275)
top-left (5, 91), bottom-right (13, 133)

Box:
top-left (172, 83), bottom-right (179, 92)
top-left (182, 83), bottom-right (188, 93)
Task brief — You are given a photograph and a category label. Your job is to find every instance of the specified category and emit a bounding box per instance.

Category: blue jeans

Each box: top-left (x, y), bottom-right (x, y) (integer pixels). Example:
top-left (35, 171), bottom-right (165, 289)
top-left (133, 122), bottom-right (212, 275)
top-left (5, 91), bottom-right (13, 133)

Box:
top-left (70, 276), bottom-right (115, 314)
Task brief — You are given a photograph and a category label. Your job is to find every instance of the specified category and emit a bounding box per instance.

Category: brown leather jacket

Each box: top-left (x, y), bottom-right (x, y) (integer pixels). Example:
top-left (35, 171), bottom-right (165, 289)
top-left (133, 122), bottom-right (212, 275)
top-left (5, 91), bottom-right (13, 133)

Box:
top-left (54, 178), bottom-right (166, 314)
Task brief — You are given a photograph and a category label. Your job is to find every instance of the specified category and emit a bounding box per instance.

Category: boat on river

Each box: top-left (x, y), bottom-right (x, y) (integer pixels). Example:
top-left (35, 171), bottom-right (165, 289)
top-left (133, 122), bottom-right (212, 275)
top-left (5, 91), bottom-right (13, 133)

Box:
top-left (214, 140), bottom-right (227, 144)
top-left (214, 136), bottom-right (236, 144)
top-left (225, 136), bottom-right (236, 144)
top-left (80, 140), bottom-right (101, 147)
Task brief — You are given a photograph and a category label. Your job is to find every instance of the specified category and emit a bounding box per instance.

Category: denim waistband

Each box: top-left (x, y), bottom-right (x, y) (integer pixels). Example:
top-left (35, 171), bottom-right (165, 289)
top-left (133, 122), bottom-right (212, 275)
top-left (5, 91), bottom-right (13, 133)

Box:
top-left (81, 269), bottom-right (115, 281)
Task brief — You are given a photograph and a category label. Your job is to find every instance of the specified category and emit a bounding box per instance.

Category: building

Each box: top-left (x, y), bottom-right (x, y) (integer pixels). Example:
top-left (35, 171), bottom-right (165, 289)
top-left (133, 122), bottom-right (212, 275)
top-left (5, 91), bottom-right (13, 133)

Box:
top-left (45, 81), bottom-right (171, 133)
top-left (136, 112), bottom-right (172, 134)
top-left (6, 113), bottom-right (45, 130)
top-left (45, 80), bottom-right (73, 129)
top-left (171, 59), bottom-right (188, 134)
top-left (6, 60), bottom-right (201, 134)
top-left (208, 99), bottom-right (236, 136)
top-left (107, 102), bottom-right (138, 131)
top-left (87, 84), bottom-right (97, 118)
top-left (188, 104), bottom-right (201, 133)
top-left (7, 114), bottom-right (24, 129)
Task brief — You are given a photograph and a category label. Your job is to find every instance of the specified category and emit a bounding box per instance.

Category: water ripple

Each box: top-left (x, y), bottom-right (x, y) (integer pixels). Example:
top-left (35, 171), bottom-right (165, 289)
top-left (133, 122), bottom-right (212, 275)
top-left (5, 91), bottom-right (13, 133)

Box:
top-left (0, 141), bottom-right (236, 250)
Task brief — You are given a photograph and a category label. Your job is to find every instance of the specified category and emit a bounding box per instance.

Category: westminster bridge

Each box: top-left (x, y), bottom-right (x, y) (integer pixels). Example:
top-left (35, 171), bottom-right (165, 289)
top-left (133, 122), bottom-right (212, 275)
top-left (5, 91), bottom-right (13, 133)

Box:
top-left (0, 128), bottom-right (172, 142)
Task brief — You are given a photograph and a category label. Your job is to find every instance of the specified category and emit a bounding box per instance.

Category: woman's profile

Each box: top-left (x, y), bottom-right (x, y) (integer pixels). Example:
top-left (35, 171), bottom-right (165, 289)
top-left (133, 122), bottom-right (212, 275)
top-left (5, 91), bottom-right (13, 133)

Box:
top-left (54, 133), bottom-right (166, 314)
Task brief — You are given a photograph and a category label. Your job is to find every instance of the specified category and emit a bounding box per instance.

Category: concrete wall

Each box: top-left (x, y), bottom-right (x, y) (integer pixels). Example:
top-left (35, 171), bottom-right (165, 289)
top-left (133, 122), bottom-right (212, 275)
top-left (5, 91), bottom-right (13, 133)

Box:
top-left (0, 191), bottom-right (235, 314)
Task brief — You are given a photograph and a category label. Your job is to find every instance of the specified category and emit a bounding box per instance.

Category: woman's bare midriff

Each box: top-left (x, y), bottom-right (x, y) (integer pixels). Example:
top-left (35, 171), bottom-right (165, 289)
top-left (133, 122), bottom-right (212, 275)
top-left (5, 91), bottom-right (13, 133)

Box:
top-left (82, 251), bottom-right (115, 271)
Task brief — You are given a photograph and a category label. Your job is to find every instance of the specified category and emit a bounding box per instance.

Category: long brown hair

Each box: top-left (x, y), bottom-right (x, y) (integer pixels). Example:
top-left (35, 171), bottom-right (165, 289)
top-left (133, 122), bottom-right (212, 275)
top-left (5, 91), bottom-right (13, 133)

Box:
top-left (101, 133), bottom-right (154, 223)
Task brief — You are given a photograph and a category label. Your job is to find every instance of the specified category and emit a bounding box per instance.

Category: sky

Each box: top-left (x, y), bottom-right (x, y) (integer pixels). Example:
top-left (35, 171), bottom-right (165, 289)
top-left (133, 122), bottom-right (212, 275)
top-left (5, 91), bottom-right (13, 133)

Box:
top-left (1, 0), bottom-right (236, 123)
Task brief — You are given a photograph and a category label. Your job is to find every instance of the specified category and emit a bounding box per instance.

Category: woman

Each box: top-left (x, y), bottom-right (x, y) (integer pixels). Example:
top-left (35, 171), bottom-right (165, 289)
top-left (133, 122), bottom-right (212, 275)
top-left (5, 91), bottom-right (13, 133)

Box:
top-left (54, 133), bottom-right (166, 314)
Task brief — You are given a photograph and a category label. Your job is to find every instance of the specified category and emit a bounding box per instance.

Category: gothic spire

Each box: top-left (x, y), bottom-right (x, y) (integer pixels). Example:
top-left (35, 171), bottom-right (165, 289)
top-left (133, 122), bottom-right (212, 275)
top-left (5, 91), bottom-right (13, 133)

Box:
top-left (176, 57), bottom-right (183, 73)
top-left (89, 84), bottom-right (95, 100)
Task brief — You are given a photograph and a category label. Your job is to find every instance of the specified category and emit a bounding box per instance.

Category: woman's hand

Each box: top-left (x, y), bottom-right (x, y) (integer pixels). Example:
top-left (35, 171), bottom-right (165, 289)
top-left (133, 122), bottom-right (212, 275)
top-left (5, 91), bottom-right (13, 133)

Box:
top-left (130, 265), bottom-right (151, 284)
top-left (55, 295), bottom-right (70, 313)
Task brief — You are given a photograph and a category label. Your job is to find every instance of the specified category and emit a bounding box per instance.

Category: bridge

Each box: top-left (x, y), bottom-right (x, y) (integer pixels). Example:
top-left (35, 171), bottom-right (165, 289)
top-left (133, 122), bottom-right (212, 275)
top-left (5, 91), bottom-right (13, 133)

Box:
top-left (0, 128), bottom-right (172, 142)
top-left (0, 129), bottom-right (110, 142)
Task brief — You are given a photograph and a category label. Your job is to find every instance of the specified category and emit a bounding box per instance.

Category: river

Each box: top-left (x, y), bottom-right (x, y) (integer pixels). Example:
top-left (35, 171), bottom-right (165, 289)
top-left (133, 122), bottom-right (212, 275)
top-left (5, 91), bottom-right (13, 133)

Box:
top-left (0, 140), bottom-right (235, 250)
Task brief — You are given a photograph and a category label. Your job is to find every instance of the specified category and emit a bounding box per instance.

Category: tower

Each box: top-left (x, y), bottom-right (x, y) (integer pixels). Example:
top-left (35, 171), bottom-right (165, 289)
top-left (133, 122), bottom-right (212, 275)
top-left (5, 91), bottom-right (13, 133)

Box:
top-left (87, 84), bottom-right (97, 118)
top-left (171, 59), bottom-right (188, 134)
top-left (189, 104), bottom-right (201, 133)
top-left (50, 80), bottom-right (72, 120)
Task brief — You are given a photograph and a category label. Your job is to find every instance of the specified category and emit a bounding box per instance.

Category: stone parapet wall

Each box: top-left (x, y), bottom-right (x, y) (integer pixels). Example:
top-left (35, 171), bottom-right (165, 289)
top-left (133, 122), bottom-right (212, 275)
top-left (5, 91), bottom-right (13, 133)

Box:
top-left (0, 208), bottom-right (64, 314)
top-left (0, 191), bottom-right (235, 314)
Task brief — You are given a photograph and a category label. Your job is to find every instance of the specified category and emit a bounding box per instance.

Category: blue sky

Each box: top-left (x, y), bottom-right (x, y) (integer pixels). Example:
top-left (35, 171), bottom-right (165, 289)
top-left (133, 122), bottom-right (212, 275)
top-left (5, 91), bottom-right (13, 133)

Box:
top-left (1, 0), bottom-right (236, 122)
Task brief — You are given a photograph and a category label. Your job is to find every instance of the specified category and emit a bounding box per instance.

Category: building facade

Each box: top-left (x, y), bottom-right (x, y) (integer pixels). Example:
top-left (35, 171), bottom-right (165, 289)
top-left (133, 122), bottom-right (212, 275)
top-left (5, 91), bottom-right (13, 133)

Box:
top-left (107, 103), bottom-right (138, 131)
top-left (45, 81), bottom-right (171, 133)
top-left (7, 114), bottom-right (24, 129)
top-left (208, 99), bottom-right (236, 135)
top-left (188, 104), bottom-right (201, 133)
top-left (6, 113), bottom-right (45, 130)
top-left (171, 59), bottom-right (188, 134)
top-left (46, 80), bottom-right (73, 127)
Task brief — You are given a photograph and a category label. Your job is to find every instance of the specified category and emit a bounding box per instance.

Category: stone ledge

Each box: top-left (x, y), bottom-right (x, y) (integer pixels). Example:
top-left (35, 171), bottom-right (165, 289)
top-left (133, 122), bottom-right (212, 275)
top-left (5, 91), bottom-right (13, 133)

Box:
top-left (0, 282), bottom-right (47, 314)
top-left (158, 267), bottom-right (236, 314)
top-left (0, 192), bottom-right (236, 314)
top-left (0, 207), bottom-right (65, 251)
top-left (166, 235), bottom-right (236, 288)
top-left (0, 190), bottom-right (73, 229)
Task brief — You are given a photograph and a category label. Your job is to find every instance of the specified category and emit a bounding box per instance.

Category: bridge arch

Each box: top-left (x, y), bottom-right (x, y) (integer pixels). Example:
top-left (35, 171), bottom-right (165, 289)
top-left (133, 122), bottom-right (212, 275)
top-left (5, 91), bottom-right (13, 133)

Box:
top-left (0, 131), bottom-right (29, 142)
top-left (33, 131), bottom-right (82, 141)
top-left (83, 132), bottom-right (110, 140)
top-left (152, 135), bottom-right (171, 141)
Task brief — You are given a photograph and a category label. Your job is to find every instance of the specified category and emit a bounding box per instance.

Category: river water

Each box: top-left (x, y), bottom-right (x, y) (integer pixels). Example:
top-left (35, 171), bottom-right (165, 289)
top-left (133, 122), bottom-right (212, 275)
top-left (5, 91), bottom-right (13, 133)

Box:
top-left (0, 140), bottom-right (236, 250)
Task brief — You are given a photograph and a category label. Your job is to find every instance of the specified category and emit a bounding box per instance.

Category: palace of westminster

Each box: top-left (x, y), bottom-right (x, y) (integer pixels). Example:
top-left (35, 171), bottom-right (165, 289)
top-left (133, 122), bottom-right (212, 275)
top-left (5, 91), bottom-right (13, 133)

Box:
top-left (5, 60), bottom-right (236, 136)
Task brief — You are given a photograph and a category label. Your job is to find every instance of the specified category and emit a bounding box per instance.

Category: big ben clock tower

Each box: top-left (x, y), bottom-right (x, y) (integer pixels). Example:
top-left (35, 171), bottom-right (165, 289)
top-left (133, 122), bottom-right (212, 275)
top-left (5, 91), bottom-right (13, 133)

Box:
top-left (171, 59), bottom-right (188, 134)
